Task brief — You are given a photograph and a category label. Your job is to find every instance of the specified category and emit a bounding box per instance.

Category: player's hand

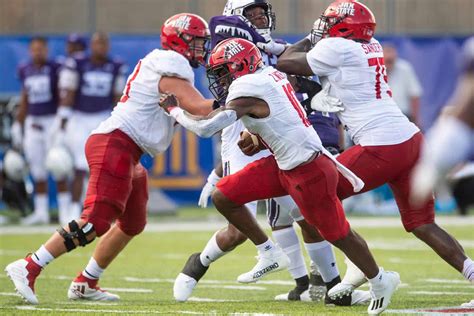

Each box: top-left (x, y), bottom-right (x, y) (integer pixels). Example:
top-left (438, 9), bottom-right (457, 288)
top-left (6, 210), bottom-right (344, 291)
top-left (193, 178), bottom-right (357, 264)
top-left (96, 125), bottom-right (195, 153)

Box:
top-left (306, 18), bottom-right (326, 45)
top-left (198, 169), bottom-right (222, 208)
top-left (11, 121), bottom-right (23, 149)
top-left (238, 130), bottom-right (262, 156)
top-left (410, 161), bottom-right (437, 207)
top-left (159, 92), bottom-right (179, 113)
top-left (256, 34), bottom-right (287, 56)
top-left (310, 85), bottom-right (344, 113)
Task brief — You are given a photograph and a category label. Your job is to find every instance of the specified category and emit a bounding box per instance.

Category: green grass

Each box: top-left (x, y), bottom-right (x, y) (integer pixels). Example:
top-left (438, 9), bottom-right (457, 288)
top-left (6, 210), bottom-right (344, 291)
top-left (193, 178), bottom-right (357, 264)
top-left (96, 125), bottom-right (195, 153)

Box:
top-left (0, 218), bottom-right (473, 315)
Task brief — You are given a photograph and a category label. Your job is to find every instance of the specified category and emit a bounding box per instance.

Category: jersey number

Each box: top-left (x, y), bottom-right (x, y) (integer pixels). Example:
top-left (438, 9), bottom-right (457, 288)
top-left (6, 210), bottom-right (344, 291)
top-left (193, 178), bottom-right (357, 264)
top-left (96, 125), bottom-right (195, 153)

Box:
top-left (120, 60), bottom-right (142, 103)
top-left (368, 57), bottom-right (392, 99)
top-left (282, 83), bottom-right (311, 127)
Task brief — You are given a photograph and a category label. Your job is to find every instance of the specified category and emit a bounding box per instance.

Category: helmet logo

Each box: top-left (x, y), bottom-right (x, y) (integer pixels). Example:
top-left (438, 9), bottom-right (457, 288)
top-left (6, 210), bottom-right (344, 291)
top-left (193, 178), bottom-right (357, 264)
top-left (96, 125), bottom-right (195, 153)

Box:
top-left (169, 15), bottom-right (191, 30)
top-left (337, 2), bottom-right (355, 16)
top-left (224, 41), bottom-right (245, 59)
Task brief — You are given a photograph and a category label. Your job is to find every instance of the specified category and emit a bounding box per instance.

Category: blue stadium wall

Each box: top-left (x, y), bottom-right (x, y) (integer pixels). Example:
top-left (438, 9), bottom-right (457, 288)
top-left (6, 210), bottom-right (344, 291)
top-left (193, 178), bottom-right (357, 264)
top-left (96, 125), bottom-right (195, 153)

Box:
top-left (0, 35), bottom-right (469, 205)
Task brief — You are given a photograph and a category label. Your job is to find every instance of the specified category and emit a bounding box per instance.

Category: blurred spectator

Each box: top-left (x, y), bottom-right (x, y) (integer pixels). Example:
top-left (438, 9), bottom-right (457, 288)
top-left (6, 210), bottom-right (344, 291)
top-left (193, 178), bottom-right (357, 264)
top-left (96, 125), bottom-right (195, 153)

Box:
top-left (14, 36), bottom-right (71, 225)
top-left (56, 32), bottom-right (127, 222)
top-left (383, 44), bottom-right (423, 127)
top-left (66, 33), bottom-right (87, 57)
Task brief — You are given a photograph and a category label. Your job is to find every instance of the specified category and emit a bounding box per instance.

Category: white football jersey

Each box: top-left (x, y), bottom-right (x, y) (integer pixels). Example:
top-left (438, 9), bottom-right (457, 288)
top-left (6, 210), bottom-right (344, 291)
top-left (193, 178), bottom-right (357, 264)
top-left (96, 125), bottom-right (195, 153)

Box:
top-left (220, 50), bottom-right (276, 167)
top-left (306, 37), bottom-right (419, 146)
top-left (226, 66), bottom-right (323, 170)
top-left (92, 49), bottom-right (194, 155)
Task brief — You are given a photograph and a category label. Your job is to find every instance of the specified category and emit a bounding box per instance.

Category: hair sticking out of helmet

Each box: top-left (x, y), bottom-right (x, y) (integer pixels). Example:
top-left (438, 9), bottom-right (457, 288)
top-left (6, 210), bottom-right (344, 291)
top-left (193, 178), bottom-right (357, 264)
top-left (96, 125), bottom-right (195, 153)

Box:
top-left (315, 0), bottom-right (376, 43)
top-left (222, 0), bottom-right (276, 37)
top-left (161, 13), bottom-right (211, 68)
top-left (207, 38), bottom-right (263, 102)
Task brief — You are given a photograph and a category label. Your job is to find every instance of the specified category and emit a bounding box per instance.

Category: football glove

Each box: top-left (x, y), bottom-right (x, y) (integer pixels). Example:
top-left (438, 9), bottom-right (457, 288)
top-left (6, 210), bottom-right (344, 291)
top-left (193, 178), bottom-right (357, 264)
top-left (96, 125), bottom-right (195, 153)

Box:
top-left (256, 34), bottom-right (287, 56)
top-left (310, 85), bottom-right (344, 113)
top-left (198, 169), bottom-right (222, 208)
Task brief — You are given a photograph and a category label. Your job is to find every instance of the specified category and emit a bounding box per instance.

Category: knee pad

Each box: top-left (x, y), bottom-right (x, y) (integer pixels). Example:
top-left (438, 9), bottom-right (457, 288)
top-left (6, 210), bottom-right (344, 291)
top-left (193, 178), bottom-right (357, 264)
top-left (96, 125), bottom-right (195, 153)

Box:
top-left (117, 220), bottom-right (146, 236)
top-left (57, 220), bottom-right (96, 252)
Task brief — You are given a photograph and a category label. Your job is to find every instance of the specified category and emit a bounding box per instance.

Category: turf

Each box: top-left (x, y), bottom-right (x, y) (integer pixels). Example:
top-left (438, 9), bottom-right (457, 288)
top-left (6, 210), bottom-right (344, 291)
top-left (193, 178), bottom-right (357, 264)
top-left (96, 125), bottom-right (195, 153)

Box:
top-left (0, 216), bottom-right (473, 315)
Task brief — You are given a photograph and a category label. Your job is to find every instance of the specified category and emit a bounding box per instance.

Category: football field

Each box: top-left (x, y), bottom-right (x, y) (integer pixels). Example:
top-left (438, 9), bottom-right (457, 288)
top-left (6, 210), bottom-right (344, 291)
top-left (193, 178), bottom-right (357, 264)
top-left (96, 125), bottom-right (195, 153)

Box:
top-left (1, 214), bottom-right (473, 315)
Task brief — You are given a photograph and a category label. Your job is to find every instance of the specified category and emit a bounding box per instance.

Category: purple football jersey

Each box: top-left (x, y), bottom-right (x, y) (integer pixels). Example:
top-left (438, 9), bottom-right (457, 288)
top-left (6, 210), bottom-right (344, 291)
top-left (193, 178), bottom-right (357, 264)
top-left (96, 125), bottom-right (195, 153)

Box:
top-left (308, 112), bottom-right (340, 151)
top-left (65, 55), bottom-right (126, 113)
top-left (17, 60), bottom-right (60, 116)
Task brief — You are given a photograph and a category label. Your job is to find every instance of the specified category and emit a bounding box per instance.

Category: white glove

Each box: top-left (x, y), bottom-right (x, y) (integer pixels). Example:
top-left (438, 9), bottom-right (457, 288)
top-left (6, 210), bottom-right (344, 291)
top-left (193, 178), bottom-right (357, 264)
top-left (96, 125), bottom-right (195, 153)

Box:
top-left (11, 121), bottom-right (23, 149)
top-left (198, 169), bottom-right (222, 208)
top-left (306, 18), bottom-right (326, 45)
top-left (311, 85), bottom-right (344, 113)
top-left (256, 34), bottom-right (287, 56)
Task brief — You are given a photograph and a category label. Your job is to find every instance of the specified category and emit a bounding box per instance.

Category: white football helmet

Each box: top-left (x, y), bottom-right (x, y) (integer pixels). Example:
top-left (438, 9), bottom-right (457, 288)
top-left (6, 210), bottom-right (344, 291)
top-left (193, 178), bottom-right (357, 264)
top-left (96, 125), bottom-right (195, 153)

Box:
top-left (3, 149), bottom-right (28, 182)
top-left (46, 146), bottom-right (74, 180)
top-left (223, 0), bottom-right (276, 36)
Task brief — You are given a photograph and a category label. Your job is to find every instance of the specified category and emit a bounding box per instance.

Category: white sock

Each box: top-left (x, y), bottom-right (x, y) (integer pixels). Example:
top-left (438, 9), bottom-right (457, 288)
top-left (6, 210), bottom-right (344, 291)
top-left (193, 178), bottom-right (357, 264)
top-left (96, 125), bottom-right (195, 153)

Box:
top-left (200, 232), bottom-right (226, 267)
top-left (368, 268), bottom-right (384, 288)
top-left (82, 257), bottom-right (105, 280)
top-left (57, 192), bottom-right (72, 224)
top-left (70, 201), bottom-right (83, 219)
top-left (31, 245), bottom-right (54, 267)
top-left (273, 227), bottom-right (307, 279)
top-left (304, 241), bottom-right (339, 282)
top-left (462, 258), bottom-right (474, 283)
top-left (256, 238), bottom-right (275, 255)
top-left (34, 194), bottom-right (48, 217)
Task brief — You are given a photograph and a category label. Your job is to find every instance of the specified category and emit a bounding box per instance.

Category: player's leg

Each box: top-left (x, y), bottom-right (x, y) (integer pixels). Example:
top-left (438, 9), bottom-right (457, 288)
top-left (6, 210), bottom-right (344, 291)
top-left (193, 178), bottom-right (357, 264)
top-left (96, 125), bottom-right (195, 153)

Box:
top-left (268, 197), bottom-right (310, 301)
top-left (69, 164), bottom-right (148, 301)
top-left (212, 156), bottom-right (291, 283)
top-left (5, 130), bottom-right (140, 304)
top-left (389, 134), bottom-right (473, 284)
top-left (21, 118), bottom-right (50, 225)
top-left (284, 154), bottom-right (400, 315)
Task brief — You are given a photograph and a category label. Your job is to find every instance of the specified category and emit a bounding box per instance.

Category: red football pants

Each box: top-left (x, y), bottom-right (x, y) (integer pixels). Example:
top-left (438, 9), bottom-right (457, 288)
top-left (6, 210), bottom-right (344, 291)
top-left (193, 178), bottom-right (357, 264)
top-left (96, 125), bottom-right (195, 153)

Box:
top-left (336, 132), bottom-right (435, 231)
top-left (216, 154), bottom-right (350, 242)
top-left (81, 129), bottom-right (148, 237)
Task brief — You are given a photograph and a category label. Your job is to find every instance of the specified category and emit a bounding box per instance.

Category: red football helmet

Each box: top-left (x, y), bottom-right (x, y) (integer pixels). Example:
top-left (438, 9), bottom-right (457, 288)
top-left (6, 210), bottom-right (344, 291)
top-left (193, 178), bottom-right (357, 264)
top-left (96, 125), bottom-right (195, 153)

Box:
top-left (317, 0), bottom-right (376, 42)
top-left (207, 38), bottom-right (263, 102)
top-left (161, 13), bottom-right (210, 68)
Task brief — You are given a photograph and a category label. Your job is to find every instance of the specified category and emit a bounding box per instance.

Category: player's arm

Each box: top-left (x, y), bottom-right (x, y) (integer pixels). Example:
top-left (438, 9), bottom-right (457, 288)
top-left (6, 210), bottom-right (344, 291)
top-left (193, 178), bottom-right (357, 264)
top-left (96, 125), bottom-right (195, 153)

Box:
top-left (16, 89), bottom-right (28, 125)
top-left (159, 94), bottom-right (260, 138)
top-left (57, 59), bottom-right (79, 129)
top-left (277, 38), bottom-right (314, 76)
top-left (159, 76), bottom-right (214, 116)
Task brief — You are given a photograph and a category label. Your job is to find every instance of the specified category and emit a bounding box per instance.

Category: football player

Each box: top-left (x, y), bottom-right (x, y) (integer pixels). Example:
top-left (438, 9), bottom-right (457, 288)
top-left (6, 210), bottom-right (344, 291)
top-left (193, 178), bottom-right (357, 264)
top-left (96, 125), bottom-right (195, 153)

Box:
top-left (174, 0), bottom-right (368, 305)
top-left (160, 37), bottom-right (400, 316)
top-left (12, 37), bottom-right (71, 225)
top-left (276, 0), bottom-right (474, 302)
top-left (5, 13), bottom-right (215, 304)
top-left (55, 32), bottom-right (128, 224)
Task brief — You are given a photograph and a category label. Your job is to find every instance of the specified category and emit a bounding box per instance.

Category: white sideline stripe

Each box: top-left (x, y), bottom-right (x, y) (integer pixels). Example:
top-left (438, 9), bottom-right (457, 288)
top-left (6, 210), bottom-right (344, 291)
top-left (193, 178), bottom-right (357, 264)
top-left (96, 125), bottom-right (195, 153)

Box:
top-left (188, 297), bottom-right (243, 302)
top-left (124, 277), bottom-right (293, 286)
top-left (1, 215), bottom-right (472, 235)
top-left (424, 278), bottom-right (468, 284)
top-left (10, 306), bottom-right (203, 314)
top-left (408, 291), bottom-right (474, 295)
top-left (387, 306), bottom-right (474, 315)
top-left (0, 292), bottom-right (20, 296)
top-left (103, 287), bottom-right (153, 293)
top-left (200, 285), bottom-right (266, 291)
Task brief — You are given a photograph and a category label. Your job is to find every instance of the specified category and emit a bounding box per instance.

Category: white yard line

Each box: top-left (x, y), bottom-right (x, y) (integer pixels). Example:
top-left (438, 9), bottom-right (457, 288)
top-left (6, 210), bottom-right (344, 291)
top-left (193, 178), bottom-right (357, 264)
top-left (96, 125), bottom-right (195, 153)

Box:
top-left (408, 291), bottom-right (474, 295)
top-left (424, 278), bottom-right (469, 284)
top-left (1, 216), bottom-right (472, 235)
top-left (103, 287), bottom-right (153, 293)
top-left (7, 306), bottom-right (204, 314)
top-left (200, 285), bottom-right (266, 291)
top-left (0, 292), bottom-right (20, 296)
top-left (188, 297), bottom-right (243, 302)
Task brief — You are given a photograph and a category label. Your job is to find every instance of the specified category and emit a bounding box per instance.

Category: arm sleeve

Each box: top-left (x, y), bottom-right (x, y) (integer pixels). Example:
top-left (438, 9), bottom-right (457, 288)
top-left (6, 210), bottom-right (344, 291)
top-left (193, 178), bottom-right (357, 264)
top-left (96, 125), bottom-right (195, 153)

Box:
top-left (169, 107), bottom-right (238, 138)
top-left (306, 39), bottom-right (343, 77)
top-left (58, 58), bottom-right (79, 90)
